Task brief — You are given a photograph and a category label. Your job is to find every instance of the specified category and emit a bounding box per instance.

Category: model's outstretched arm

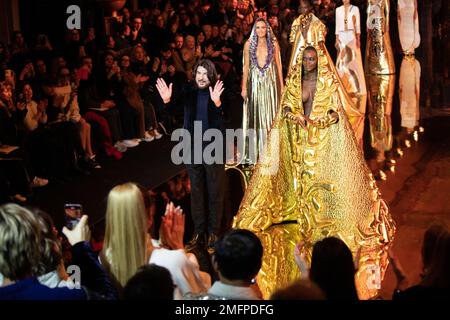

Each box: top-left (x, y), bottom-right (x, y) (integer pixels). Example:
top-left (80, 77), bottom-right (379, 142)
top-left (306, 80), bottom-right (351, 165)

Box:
top-left (241, 41), bottom-right (250, 100)
top-left (274, 41), bottom-right (284, 92)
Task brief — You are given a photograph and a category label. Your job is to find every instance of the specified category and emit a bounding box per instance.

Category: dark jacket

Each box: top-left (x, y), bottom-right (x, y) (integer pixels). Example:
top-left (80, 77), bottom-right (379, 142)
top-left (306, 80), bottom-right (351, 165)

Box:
top-left (0, 241), bottom-right (117, 300)
top-left (165, 83), bottom-right (229, 134)
top-left (163, 83), bottom-right (231, 163)
top-left (0, 277), bottom-right (86, 300)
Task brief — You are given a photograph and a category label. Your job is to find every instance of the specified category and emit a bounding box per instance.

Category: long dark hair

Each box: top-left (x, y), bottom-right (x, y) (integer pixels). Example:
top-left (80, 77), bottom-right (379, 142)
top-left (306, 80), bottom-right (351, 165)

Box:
top-left (249, 18), bottom-right (275, 74)
top-left (309, 237), bottom-right (359, 300)
top-left (192, 59), bottom-right (218, 87)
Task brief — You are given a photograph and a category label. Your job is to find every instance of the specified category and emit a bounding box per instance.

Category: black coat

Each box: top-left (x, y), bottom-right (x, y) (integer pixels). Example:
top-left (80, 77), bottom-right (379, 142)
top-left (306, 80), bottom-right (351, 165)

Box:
top-left (164, 83), bottom-right (230, 135)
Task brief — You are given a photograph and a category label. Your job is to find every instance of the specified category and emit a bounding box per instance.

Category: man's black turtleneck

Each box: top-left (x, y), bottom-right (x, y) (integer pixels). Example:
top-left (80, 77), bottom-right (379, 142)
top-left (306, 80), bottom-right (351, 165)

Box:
top-left (195, 88), bottom-right (210, 133)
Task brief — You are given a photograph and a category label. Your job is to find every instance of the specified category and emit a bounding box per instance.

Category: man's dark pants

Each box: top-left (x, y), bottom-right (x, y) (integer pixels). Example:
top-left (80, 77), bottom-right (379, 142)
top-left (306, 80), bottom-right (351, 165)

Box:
top-left (186, 162), bottom-right (225, 236)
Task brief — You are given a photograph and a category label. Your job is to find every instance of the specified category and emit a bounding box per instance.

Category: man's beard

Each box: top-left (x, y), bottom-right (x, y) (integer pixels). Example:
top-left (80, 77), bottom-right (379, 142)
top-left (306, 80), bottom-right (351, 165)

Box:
top-left (196, 80), bottom-right (209, 89)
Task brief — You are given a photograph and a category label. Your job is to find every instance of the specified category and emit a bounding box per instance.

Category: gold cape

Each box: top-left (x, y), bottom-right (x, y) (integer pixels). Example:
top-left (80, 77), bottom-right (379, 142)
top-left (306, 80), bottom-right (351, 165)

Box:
top-left (233, 15), bottom-right (396, 299)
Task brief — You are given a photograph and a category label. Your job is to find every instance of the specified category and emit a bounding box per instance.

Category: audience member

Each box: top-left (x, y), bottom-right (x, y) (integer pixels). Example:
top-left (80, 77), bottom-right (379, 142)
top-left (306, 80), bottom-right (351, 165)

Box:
top-left (123, 264), bottom-right (175, 300)
top-left (185, 229), bottom-right (263, 300)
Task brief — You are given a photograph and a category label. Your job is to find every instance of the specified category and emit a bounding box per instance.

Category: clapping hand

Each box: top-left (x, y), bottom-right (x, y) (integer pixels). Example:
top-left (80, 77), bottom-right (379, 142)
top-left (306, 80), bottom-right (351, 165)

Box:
top-left (209, 80), bottom-right (225, 107)
top-left (156, 78), bottom-right (173, 104)
top-left (159, 202), bottom-right (185, 250)
top-left (136, 74), bottom-right (149, 83)
top-left (152, 57), bottom-right (160, 72)
top-left (62, 215), bottom-right (91, 246)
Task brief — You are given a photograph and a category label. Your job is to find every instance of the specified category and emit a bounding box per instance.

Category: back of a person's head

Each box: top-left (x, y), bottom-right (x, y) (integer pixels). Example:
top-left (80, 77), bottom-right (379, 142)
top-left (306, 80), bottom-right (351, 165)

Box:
top-left (309, 237), bottom-right (358, 300)
top-left (270, 280), bottom-right (326, 300)
top-left (0, 204), bottom-right (41, 281)
top-left (31, 208), bottom-right (63, 276)
top-left (102, 183), bottom-right (148, 287)
top-left (123, 264), bottom-right (174, 300)
top-left (422, 222), bottom-right (448, 271)
top-left (214, 229), bottom-right (263, 282)
top-left (422, 231), bottom-right (450, 289)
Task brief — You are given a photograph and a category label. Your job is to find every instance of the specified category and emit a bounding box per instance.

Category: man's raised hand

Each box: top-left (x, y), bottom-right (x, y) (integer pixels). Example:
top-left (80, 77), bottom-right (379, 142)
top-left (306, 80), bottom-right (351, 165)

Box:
top-left (209, 80), bottom-right (225, 107)
top-left (156, 78), bottom-right (173, 104)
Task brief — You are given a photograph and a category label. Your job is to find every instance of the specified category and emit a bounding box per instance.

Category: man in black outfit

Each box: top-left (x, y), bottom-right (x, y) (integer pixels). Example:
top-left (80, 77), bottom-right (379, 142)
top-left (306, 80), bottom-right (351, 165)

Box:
top-left (156, 59), bottom-right (227, 253)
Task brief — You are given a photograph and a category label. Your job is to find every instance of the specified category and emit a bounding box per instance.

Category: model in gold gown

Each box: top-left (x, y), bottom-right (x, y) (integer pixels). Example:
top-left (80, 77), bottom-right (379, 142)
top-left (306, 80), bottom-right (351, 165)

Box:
top-left (240, 18), bottom-right (283, 164)
top-left (233, 7), bottom-right (396, 299)
top-left (365, 0), bottom-right (395, 75)
top-left (289, 1), bottom-right (365, 144)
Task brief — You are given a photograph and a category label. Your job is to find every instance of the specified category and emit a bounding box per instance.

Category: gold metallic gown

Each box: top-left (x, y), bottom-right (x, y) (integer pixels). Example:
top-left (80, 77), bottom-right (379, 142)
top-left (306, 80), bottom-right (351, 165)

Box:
top-left (365, 0), bottom-right (395, 75)
top-left (367, 74), bottom-right (395, 158)
top-left (242, 41), bottom-right (282, 164)
top-left (233, 16), bottom-right (396, 299)
top-left (289, 12), bottom-right (365, 145)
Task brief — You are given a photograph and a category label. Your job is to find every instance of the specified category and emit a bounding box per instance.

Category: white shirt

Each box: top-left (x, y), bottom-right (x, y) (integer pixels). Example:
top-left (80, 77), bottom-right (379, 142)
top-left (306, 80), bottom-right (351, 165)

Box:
top-left (53, 85), bottom-right (81, 122)
top-left (149, 245), bottom-right (211, 299)
top-left (335, 5), bottom-right (361, 34)
top-left (207, 281), bottom-right (261, 300)
top-left (38, 271), bottom-right (74, 288)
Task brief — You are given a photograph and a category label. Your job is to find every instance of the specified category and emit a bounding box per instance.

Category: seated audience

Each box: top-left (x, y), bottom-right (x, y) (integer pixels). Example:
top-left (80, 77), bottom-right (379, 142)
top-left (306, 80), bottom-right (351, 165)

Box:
top-left (123, 264), bottom-right (174, 300)
top-left (99, 182), bottom-right (210, 299)
top-left (294, 237), bottom-right (359, 300)
top-left (185, 229), bottom-right (263, 300)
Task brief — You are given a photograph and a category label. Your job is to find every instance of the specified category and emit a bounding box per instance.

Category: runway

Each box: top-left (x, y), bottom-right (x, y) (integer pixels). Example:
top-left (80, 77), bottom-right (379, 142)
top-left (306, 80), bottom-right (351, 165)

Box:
top-left (31, 61), bottom-right (450, 300)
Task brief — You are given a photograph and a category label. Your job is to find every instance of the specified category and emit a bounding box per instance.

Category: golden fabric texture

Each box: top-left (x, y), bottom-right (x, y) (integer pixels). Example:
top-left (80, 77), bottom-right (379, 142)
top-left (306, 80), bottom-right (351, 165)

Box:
top-left (255, 224), bottom-right (391, 300)
top-left (365, 0), bottom-right (395, 75)
top-left (289, 13), bottom-right (364, 144)
top-left (367, 74), bottom-right (395, 157)
top-left (233, 17), bottom-right (396, 299)
top-left (289, 13), bottom-right (327, 71)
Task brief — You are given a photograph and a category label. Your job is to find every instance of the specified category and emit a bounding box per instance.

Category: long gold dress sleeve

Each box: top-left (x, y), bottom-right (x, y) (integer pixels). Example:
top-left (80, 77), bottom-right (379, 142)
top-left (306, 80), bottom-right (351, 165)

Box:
top-left (233, 14), bottom-right (396, 299)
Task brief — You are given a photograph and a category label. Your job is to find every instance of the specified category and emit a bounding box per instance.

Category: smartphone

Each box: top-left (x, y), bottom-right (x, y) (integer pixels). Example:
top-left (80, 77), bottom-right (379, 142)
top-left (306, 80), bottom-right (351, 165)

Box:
top-left (64, 203), bottom-right (82, 230)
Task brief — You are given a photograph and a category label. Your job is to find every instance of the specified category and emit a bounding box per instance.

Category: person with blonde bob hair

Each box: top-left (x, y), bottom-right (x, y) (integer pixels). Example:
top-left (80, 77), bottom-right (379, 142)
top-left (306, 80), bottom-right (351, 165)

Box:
top-left (100, 182), bottom-right (210, 299)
